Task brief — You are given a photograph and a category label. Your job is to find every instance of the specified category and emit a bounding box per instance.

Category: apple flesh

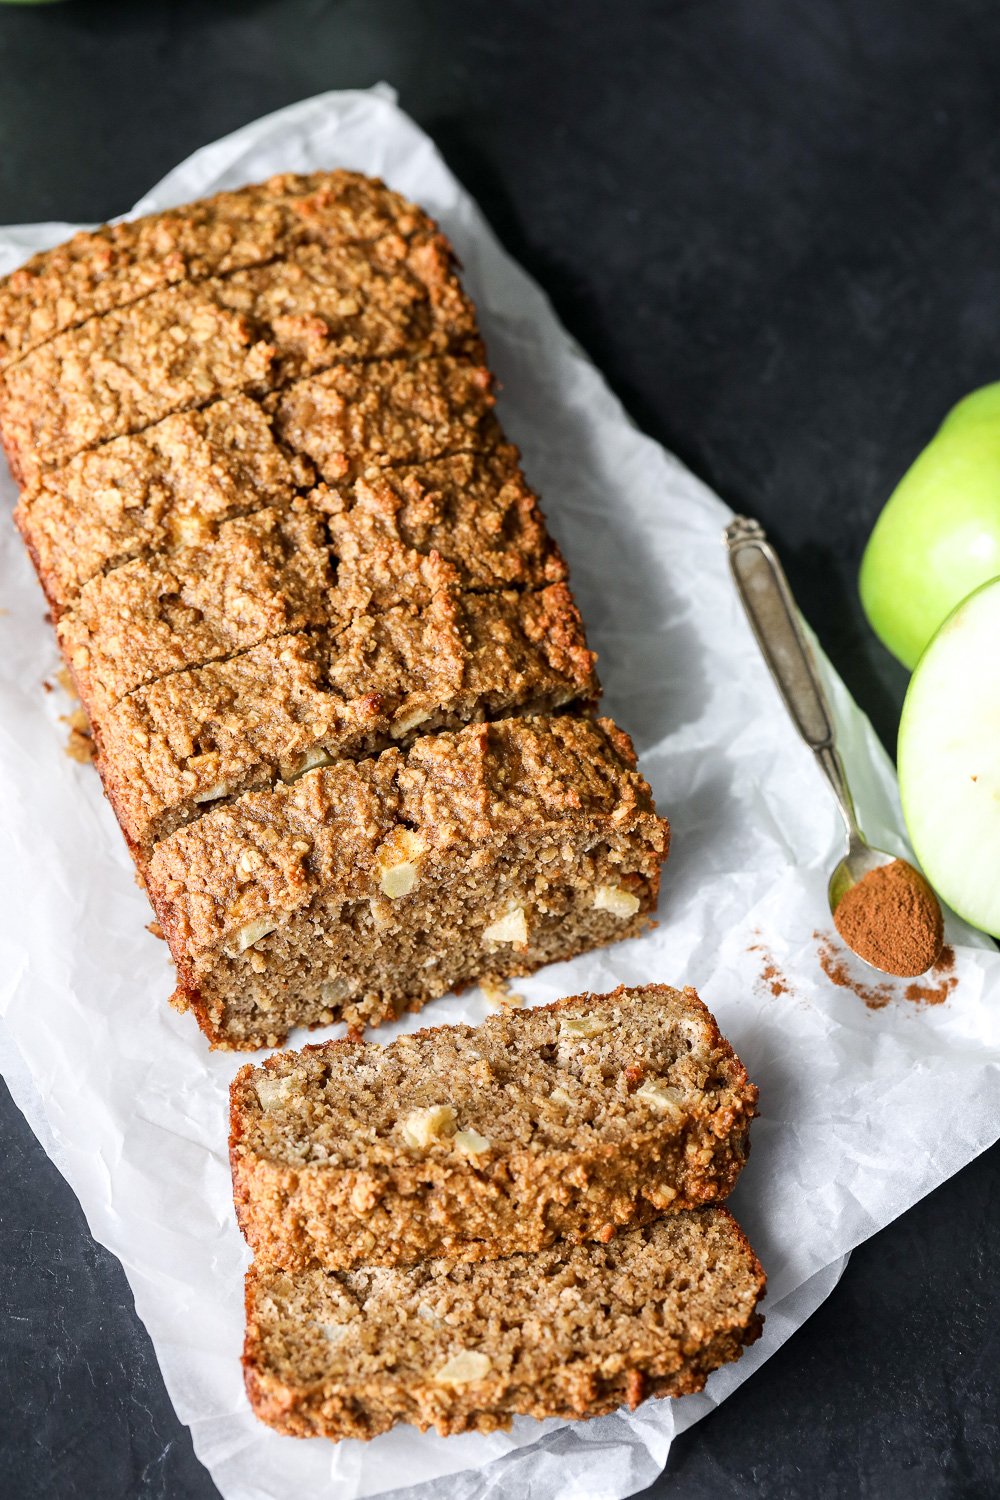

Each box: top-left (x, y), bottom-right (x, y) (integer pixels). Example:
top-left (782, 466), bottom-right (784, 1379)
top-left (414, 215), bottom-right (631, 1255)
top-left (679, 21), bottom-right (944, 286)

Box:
top-left (860, 382), bottom-right (1000, 669)
top-left (897, 577), bottom-right (1000, 937)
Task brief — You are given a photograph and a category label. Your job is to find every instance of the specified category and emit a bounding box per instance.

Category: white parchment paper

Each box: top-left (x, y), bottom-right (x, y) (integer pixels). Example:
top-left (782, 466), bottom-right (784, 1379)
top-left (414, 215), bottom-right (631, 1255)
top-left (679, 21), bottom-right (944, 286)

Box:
top-left (1, 88), bottom-right (999, 1500)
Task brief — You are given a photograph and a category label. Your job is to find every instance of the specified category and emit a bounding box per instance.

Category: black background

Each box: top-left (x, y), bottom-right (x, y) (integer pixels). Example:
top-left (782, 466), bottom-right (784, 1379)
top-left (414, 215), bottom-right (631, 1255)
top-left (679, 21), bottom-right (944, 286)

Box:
top-left (1, 3), bottom-right (999, 1497)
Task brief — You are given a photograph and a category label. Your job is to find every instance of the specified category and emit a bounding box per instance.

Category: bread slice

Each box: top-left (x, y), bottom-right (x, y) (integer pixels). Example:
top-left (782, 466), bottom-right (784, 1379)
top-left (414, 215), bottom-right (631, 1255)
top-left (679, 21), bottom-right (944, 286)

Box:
top-left (230, 984), bottom-right (756, 1270)
top-left (267, 355), bottom-right (494, 485)
top-left (0, 170), bottom-right (435, 369)
top-left (320, 447), bottom-right (568, 600)
top-left (55, 478), bottom-right (583, 731)
top-left (58, 507), bottom-right (334, 721)
top-left (147, 715), bottom-right (669, 1049)
top-left (242, 1209), bottom-right (765, 1439)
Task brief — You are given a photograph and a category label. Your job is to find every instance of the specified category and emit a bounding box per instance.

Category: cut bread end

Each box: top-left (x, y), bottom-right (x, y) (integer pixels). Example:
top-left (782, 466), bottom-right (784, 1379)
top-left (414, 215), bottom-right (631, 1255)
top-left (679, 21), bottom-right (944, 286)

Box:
top-left (150, 715), bottom-right (668, 1049)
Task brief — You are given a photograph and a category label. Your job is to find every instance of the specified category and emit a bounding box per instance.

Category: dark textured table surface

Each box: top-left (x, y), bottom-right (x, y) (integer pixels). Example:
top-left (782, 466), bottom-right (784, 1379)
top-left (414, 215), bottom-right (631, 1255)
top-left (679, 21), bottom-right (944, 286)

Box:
top-left (1, 3), bottom-right (998, 1497)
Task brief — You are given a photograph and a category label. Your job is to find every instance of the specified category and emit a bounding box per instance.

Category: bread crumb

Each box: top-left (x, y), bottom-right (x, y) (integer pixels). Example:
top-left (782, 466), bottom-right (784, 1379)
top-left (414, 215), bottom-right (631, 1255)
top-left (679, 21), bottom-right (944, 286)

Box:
top-left (480, 977), bottom-right (525, 1009)
top-left (61, 708), bottom-right (95, 763)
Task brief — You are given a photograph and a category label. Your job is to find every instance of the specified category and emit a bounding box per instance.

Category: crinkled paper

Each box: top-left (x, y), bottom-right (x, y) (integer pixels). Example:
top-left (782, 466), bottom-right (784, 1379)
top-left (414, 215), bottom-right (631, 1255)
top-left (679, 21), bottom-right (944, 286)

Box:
top-left (1, 87), bottom-right (998, 1500)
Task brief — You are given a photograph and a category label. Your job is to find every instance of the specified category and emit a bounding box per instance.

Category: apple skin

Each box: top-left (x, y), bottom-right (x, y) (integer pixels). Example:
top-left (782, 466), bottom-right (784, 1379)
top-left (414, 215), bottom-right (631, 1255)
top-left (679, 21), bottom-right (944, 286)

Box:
top-left (898, 576), bottom-right (1000, 938)
top-left (859, 381), bottom-right (1000, 670)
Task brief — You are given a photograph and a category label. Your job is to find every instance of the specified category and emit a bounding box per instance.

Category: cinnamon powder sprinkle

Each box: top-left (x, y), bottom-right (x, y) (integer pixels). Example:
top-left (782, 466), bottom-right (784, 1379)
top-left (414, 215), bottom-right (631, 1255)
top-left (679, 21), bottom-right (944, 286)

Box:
top-left (816, 933), bottom-right (956, 1010)
top-left (748, 938), bottom-right (792, 997)
top-left (832, 859), bottom-right (943, 978)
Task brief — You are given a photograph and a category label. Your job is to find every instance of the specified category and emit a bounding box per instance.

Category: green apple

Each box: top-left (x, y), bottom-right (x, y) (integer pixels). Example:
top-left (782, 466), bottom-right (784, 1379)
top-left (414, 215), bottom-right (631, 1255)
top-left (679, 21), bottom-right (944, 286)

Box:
top-left (860, 382), bottom-right (1000, 669)
top-left (898, 576), bottom-right (1000, 937)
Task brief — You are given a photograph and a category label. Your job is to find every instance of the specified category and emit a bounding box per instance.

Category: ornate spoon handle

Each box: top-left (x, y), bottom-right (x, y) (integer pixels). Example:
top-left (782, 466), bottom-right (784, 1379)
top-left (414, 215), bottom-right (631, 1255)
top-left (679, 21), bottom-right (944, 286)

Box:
top-left (724, 515), bottom-right (861, 843)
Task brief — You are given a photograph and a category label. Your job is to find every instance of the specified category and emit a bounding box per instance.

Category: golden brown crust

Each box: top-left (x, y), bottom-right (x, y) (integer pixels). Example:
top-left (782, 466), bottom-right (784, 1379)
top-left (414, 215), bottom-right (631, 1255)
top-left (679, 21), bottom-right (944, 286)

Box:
top-left (0, 234), bottom-right (480, 482)
top-left (0, 171), bottom-right (436, 369)
top-left (54, 479), bottom-right (587, 734)
top-left (268, 353), bottom-right (496, 483)
top-left (56, 507), bottom-right (334, 722)
top-left (241, 1209), bottom-right (766, 1439)
top-left (312, 445), bottom-right (569, 608)
top-left (13, 394), bottom-right (306, 618)
top-left (229, 984), bottom-right (757, 1270)
top-left (13, 384), bottom-right (554, 624)
top-left (96, 584), bottom-right (599, 851)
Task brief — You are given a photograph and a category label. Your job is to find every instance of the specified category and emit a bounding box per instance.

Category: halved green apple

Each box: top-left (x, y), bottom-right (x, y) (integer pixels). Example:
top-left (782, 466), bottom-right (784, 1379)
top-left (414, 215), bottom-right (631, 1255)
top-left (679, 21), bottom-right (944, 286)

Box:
top-left (860, 382), bottom-right (1000, 669)
top-left (898, 576), bottom-right (1000, 936)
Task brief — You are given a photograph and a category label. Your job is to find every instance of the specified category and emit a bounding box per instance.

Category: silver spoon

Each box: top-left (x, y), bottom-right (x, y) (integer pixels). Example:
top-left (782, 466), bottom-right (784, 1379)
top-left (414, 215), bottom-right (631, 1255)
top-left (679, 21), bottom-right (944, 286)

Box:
top-left (723, 515), bottom-right (943, 975)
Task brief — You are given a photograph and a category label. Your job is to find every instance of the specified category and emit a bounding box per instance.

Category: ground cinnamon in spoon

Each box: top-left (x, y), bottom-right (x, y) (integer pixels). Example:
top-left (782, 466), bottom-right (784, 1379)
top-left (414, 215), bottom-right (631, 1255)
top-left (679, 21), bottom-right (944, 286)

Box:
top-left (833, 860), bottom-right (943, 977)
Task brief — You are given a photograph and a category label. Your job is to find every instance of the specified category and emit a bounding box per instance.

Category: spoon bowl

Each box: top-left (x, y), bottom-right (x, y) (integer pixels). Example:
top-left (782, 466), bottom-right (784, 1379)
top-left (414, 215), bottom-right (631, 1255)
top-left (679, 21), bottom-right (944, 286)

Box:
top-left (827, 837), bottom-right (944, 976)
top-left (827, 836), bottom-right (898, 925)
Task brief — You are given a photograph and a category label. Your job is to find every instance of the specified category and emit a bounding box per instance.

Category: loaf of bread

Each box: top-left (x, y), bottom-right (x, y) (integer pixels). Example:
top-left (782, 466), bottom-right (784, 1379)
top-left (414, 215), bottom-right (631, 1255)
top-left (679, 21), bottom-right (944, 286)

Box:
top-left (230, 983), bottom-right (757, 1269)
top-left (0, 171), bottom-right (669, 1047)
top-left (242, 1209), bottom-right (766, 1439)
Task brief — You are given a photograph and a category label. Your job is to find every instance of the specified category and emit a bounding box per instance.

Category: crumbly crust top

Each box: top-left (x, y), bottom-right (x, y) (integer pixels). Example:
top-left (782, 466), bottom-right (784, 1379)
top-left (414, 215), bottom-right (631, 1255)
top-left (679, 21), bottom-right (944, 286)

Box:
top-left (98, 584), bottom-right (598, 849)
top-left (57, 507), bottom-right (334, 719)
top-left (15, 358), bottom-right (507, 615)
top-left (269, 353), bottom-right (495, 483)
top-left (0, 171), bottom-right (436, 368)
top-left (56, 485), bottom-right (587, 728)
top-left (1, 234), bottom-right (480, 480)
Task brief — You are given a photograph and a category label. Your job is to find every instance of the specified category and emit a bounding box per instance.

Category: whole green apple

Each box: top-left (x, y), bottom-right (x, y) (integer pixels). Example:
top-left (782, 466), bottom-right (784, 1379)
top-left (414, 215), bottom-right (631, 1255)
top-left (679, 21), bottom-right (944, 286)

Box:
top-left (859, 381), bottom-right (1000, 669)
top-left (898, 576), bottom-right (1000, 937)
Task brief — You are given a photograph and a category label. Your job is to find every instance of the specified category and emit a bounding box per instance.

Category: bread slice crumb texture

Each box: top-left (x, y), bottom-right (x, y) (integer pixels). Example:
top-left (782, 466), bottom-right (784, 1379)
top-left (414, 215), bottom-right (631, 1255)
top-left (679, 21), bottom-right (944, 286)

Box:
top-left (242, 1208), bottom-right (766, 1439)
